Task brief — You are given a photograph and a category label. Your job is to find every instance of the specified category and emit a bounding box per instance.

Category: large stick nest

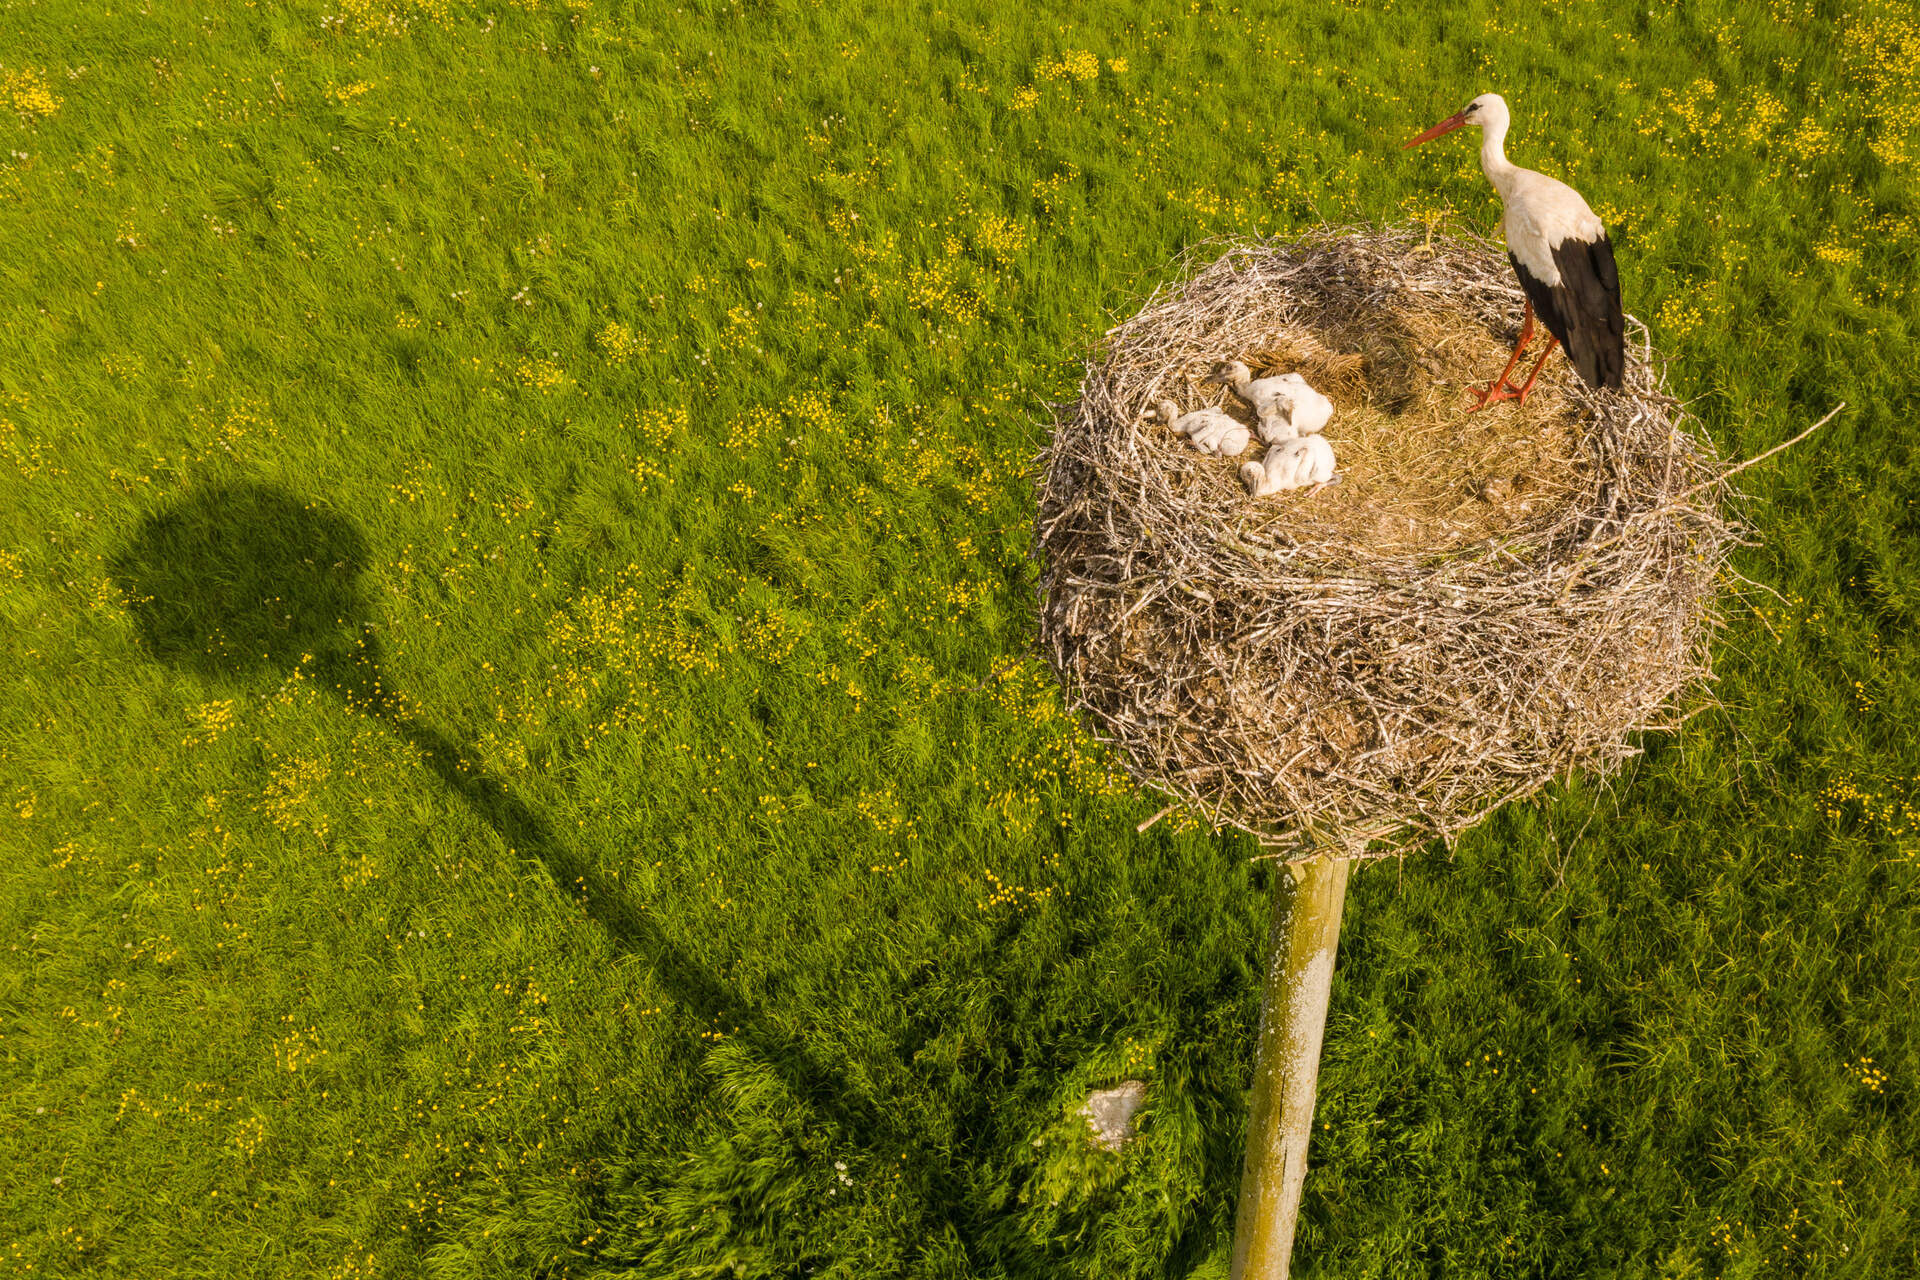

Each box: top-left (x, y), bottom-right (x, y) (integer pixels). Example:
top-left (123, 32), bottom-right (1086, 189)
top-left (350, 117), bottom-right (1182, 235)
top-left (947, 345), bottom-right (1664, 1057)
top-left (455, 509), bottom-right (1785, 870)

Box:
top-left (1036, 226), bottom-right (1740, 862)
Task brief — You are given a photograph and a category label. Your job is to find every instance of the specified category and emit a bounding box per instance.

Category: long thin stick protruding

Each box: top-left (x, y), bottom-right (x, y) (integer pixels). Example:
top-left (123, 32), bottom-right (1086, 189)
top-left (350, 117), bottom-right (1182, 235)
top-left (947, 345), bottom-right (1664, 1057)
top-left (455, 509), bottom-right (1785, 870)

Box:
top-left (1555, 402), bottom-right (1845, 602)
top-left (1666, 401), bottom-right (1845, 503)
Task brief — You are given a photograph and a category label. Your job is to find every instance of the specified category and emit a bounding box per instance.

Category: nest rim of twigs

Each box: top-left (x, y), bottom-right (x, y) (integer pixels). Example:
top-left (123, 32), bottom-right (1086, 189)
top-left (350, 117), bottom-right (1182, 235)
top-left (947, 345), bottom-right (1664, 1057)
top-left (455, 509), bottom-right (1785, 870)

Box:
top-left (1036, 223), bottom-right (1744, 863)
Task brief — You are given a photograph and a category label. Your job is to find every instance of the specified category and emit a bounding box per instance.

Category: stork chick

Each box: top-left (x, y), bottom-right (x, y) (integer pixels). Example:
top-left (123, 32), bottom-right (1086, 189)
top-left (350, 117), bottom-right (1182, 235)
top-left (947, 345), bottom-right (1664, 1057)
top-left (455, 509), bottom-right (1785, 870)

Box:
top-left (1209, 362), bottom-right (1333, 443)
top-left (1149, 399), bottom-right (1251, 458)
top-left (1240, 434), bottom-right (1338, 498)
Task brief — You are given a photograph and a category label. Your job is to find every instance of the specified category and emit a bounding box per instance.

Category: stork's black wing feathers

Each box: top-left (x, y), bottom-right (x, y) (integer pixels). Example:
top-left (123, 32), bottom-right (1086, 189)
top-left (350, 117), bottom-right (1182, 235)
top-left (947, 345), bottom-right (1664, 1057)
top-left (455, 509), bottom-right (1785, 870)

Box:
top-left (1509, 235), bottom-right (1626, 391)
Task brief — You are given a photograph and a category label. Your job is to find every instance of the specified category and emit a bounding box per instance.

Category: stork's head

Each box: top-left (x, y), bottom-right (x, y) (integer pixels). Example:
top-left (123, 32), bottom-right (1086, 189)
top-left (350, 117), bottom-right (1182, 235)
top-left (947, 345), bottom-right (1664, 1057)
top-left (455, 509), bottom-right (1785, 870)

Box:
top-left (1207, 360), bottom-right (1252, 387)
top-left (1402, 93), bottom-right (1509, 149)
top-left (1149, 398), bottom-right (1181, 425)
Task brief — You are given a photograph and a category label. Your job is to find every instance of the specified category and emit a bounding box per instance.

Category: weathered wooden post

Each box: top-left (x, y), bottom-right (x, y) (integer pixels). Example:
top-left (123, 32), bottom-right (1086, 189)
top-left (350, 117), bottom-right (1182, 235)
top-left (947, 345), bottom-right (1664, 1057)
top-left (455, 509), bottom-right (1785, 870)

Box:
top-left (1230, 853), bottom-right (1349, 1280)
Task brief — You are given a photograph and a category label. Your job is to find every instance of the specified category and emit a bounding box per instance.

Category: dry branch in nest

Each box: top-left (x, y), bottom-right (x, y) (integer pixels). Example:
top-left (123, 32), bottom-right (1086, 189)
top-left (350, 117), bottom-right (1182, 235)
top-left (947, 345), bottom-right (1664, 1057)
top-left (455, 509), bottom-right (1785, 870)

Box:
top-left (1036, 226), bottom-right (1742, 863)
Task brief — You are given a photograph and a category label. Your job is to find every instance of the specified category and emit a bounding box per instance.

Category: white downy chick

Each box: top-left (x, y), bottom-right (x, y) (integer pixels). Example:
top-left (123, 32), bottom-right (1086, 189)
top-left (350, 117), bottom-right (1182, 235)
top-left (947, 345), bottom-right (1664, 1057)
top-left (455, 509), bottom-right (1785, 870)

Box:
top-left (1239, 433), bottom-right (1338, 497)
top-left (1149, 398), bottom-right (1251, 458)
top-left (1211, 362), bottom-right (1334, 444)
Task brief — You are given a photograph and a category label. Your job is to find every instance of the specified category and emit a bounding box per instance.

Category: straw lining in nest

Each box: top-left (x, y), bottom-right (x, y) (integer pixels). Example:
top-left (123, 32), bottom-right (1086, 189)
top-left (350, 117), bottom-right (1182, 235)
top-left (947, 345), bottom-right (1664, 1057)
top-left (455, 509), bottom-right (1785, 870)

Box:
top-left (1036, 226), bottom-right (1740, 861)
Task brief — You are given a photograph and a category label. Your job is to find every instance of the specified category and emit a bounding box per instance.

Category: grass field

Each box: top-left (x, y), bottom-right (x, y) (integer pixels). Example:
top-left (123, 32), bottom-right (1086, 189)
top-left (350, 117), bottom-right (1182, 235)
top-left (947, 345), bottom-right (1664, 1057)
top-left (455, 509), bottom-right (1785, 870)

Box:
top-left (3, 0), bottom-right (1918, 1275)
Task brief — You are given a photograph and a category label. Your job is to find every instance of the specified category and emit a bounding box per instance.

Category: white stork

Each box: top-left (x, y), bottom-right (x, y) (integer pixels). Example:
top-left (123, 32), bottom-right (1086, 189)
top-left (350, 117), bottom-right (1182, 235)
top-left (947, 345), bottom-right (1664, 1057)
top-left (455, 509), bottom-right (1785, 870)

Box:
top-left (1240, 433), bottom-right (1338, 498)
top-left (1403, 93), bottom-right (1624, 409)
top-left (1209, 362), bottom-right (1335, 443)
top-left (1149, 398), bottom-right (1252, 457)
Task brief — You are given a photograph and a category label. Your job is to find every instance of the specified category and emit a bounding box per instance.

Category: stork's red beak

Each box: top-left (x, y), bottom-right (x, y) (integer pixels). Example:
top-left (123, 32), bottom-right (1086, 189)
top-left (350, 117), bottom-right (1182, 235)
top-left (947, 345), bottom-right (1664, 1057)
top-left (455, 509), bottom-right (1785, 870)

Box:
top-left (1402, 110), bottom-right (1468, 149)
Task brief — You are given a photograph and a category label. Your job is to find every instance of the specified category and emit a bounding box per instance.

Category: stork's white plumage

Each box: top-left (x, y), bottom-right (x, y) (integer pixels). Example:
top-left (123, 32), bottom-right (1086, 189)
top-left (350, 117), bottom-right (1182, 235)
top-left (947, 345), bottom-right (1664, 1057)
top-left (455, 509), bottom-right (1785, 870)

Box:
top-left (1240, 433), bottom-right (1337, 498)
top-left (1404, 93), bottom-right (1625, 409)
top-left (1209, 362), bottom-right (1333, 442)
top-left (1150, 398), bottom-right (1251, 458)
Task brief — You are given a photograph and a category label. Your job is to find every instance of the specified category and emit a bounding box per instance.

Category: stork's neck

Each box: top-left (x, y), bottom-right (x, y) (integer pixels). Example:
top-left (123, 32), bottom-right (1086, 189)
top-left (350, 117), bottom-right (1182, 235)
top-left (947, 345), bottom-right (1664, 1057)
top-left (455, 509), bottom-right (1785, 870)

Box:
top-left (1478, 116), bottom-right (1519, 199)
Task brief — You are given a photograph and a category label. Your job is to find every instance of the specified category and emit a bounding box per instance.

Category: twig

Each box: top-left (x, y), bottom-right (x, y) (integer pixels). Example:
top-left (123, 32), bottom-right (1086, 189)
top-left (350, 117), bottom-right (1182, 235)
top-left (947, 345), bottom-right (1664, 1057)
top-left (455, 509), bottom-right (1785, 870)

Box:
top-left (1667, 402), bottom-right (1844, 503)
top-left (1558, 403), bottom-right (1843, 596)
top-left (1136, 803), bottom-right (1176, 833)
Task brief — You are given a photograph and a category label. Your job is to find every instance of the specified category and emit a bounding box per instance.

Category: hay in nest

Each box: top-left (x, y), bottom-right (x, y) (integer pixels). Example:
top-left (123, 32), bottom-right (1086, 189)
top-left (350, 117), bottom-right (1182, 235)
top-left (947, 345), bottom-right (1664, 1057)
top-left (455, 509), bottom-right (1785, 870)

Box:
top-left (1036, 226), bottom-right (1742, 862)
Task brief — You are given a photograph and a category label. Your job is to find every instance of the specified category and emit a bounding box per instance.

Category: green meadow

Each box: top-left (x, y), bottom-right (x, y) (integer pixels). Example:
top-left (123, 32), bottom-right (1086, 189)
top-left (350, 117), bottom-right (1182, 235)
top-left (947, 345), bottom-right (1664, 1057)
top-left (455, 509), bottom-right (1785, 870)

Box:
top-left (3, 0), bottom-right (1917, 1275)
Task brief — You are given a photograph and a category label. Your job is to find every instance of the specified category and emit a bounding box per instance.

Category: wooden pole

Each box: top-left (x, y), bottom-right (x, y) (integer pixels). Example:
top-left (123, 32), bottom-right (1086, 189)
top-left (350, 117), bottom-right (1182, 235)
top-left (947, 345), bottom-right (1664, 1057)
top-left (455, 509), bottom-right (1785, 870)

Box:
top-left (1229, 852), bottom-right (1352, 1280)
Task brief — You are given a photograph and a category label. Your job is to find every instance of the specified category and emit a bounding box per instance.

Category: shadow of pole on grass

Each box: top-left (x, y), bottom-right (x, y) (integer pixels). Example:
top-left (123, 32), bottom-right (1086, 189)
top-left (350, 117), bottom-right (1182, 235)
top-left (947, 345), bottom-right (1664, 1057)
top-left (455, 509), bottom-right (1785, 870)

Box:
top-left (109, 481), bottom-right (904, 1153)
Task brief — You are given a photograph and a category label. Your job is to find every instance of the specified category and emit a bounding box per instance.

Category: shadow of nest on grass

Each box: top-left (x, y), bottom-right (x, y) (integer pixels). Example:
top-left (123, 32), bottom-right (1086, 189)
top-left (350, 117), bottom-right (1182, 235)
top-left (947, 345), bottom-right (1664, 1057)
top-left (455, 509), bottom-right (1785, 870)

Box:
top-left (1036, 226), bottom-right (1741, 862)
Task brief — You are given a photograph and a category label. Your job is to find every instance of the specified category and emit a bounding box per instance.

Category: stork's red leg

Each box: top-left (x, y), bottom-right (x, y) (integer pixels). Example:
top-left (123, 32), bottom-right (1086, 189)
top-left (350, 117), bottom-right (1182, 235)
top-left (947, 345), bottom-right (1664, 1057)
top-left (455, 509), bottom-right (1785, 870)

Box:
top-left (1468, 300), bottom-right (1535, 412)
top-left (1512, 335), bottom-right (1561, 405)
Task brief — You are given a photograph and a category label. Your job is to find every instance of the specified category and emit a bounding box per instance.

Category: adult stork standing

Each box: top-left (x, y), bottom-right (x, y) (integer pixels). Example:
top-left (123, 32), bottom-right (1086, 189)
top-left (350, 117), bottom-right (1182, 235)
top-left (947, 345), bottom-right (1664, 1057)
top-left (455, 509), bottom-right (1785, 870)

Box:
top-left (1403, 93), bottom-right (1624, 410)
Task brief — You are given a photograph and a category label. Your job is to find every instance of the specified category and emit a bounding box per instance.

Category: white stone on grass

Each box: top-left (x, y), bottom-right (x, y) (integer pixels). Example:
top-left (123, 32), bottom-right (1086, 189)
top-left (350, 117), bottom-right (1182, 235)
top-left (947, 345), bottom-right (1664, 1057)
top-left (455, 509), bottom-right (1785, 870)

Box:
top-left (1078, 1079), bottom-right (1149, 1152)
